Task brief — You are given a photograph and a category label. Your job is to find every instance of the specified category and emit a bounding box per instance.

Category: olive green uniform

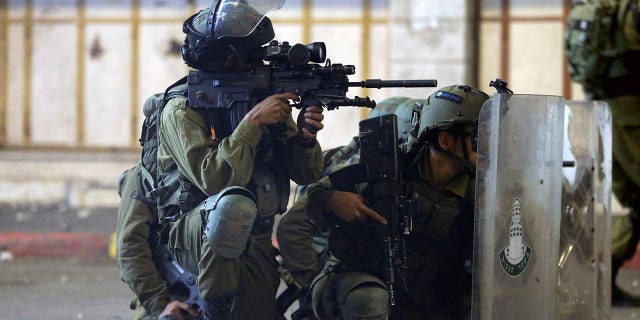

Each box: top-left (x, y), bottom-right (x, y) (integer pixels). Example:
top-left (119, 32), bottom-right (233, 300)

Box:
top-left (276, 96), bottom-right (423, 289)
top-left (589, 20), bottom-right (640, 277)
top-left (307, 146), bottom-right (474, 320)
top-left (608, 95), bottom-right (640, 264)
top-left (157, 95), bottom-right (322, 320)
top-left (116, 163), bottom-right (169, 319)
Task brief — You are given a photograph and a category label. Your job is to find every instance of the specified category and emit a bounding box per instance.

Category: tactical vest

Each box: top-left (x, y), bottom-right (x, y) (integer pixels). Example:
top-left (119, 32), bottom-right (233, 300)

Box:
top-left (397, 161), bottom-right (475, 315)
top-left (402, 148), bottom-right (475, 263)
top-left (240, 135), bottom-right (292, 234)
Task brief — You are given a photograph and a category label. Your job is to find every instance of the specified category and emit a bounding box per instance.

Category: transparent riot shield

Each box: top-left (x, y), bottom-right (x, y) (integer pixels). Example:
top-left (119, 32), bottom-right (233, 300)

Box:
top-left (472, 94), bottom-right (565, 320)
top-left (556, 100), bottom-right (612, 320)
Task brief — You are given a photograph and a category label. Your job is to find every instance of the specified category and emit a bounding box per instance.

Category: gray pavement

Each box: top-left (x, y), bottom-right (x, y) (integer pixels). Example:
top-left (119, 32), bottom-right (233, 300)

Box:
top-left (614, 267), bottom-right (640, 319)
top-left (0, 257), bottom-right (131, 320)
top-left (1, 257), bottom-right (640, 320)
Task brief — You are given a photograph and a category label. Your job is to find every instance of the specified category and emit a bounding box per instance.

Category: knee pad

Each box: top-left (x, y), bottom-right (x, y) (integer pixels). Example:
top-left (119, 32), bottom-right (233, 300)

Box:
top-left (314, 271), bottom-right (389, 320)
top-left (202, 186), bottom-right (257, 258)
top-left (340, 281), bottom-right (389, 320)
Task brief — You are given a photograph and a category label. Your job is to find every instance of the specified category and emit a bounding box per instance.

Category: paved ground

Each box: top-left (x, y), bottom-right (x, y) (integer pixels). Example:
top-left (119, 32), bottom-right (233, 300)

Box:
top-left (0, 257), bottom-right (131, 320)
top-left (614, 267), bottom-right (640, 320)
top-left (1, 257), bottom-right (640, 320)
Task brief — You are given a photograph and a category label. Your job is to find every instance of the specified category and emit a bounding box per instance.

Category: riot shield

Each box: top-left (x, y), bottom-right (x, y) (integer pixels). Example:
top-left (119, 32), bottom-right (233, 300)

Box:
top-left (472, 94), bottom-right (565, 319)
top-left (556, 100), bottom-right (611, 320)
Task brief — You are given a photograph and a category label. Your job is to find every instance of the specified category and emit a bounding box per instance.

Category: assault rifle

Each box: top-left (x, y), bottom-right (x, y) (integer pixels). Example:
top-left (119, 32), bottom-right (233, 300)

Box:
top-left (328, 114), bottom-right (417, 306)
top-left (152, 239), bottom-right (207, 320)
top-left (187, 40), bottom-right (437, 138)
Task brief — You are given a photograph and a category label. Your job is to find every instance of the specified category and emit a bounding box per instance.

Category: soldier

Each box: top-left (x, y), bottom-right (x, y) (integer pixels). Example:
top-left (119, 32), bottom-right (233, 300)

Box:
top-left (116, 163), bottom-right (200, 320)
top-left (117, 1), bottom-right (325, 319)
top-left (564, 0), bottom-right (640, 306)
top-left (601, 12), bottom-right (640, 309)
top-left (305, 85), bottom-right (489, 319)
top-left (275, 97), bottom-right (421, 317)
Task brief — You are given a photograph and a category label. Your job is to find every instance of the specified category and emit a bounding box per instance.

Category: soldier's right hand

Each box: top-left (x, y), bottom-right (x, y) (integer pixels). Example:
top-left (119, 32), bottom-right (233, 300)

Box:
top-left (327, 191), bottom-right (388, 225)
top-left (246, 93), bottom-right (299, 127)
top-left (158, 300), bottom-right (200, 320)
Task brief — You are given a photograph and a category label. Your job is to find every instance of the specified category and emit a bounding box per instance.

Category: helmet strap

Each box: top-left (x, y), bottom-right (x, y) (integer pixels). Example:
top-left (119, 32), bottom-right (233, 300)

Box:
top-left (459, 136), bottom-right (476, 178)
top-left (442, 149), bottom-right (476, 179)
top-left (439, 134), bottom-right (476, 179)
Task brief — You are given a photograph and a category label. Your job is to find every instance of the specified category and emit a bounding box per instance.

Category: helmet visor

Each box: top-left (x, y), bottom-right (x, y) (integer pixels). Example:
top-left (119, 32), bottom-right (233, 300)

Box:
top-left (213, 0), bottom-right (284, 39)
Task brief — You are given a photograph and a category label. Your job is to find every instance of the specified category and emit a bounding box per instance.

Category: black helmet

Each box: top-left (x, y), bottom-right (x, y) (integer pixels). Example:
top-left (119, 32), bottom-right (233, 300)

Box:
top-left (181, 0), bottom-right (281, 71)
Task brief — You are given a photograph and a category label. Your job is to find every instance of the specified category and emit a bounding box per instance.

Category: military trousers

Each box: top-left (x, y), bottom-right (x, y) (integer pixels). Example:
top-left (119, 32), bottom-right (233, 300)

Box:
top-left (167, 205), bottom-right (280, 320)
top-left (607, 95), bottom-right (640, 260)
top-left (276, 196), bottom-right (329, 288)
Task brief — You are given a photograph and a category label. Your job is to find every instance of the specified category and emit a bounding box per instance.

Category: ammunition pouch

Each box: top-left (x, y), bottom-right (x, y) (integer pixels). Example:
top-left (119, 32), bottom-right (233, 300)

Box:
top-left (248, 161), bottom-right (290, 217)
top-left (178, 176), bottom-right (208, 213)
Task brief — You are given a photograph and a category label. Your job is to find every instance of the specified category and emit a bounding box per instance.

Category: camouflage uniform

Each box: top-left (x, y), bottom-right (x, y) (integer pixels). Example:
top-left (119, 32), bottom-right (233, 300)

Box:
top-left (155, 93), bottom-right (322, 320)
top-left (584, 7), bottom-right (640, 300)
top-left (305, 86), bottom-right (488, 320)
top-left (306, 150), bottom-right (475, 320)
top-left (277, 138), bottom-right (361, 287)
top-left (608, 94), bottom-right (640, 275)
top-left (276, 96), bottom-right (420, 288)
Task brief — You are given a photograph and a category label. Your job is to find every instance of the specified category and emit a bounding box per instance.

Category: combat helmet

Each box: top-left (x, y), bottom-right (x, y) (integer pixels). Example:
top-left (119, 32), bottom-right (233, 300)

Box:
top-left (417, 85), bottom-right (489, 140)
top-left (368, 96), bottom-right (425, 142)
top-left (181, 0), bottom-right (282, 72)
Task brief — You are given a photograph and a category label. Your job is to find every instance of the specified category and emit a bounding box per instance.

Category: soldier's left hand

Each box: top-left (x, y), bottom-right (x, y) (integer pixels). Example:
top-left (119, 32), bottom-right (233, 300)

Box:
top-left (297, 106), bottom-right (324, 142)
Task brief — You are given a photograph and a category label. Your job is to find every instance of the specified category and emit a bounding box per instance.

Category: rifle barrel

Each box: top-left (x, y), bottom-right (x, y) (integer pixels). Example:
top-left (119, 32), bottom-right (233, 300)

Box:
top-left (349, 79), bottom-right (437, 88)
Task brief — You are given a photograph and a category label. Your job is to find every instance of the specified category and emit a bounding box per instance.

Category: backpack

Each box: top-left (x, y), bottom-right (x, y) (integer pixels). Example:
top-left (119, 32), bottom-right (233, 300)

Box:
top-left (135, 77), bottom-right (188, 219)
top-left (564, 0), bottom-right (638, 96)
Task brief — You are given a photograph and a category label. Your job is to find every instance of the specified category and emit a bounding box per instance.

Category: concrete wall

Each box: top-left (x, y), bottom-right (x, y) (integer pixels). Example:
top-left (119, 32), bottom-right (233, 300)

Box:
top-left (0, 0), bottom-right (468, 201)
top-left (0, 150), bottom-right (137, 233)
top-left (0, 1), bottom-right (625, 235)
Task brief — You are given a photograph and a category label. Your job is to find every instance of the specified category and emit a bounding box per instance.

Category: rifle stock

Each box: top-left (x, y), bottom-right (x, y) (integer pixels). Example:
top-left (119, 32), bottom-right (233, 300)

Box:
top-left (152, 239), bottom-right (207, 320)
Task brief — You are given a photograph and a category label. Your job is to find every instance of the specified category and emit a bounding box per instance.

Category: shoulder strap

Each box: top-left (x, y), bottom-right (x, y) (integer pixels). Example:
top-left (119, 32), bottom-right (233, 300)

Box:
top-left (162, 76), bottom-right (188, 106)
top-left (135, 76), bottom-right (189, 214)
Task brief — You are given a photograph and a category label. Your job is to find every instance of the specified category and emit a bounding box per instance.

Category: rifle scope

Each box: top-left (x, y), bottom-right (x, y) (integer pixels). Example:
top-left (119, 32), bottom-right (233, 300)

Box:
top-left (262, 40), bottom-right (326, 67)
